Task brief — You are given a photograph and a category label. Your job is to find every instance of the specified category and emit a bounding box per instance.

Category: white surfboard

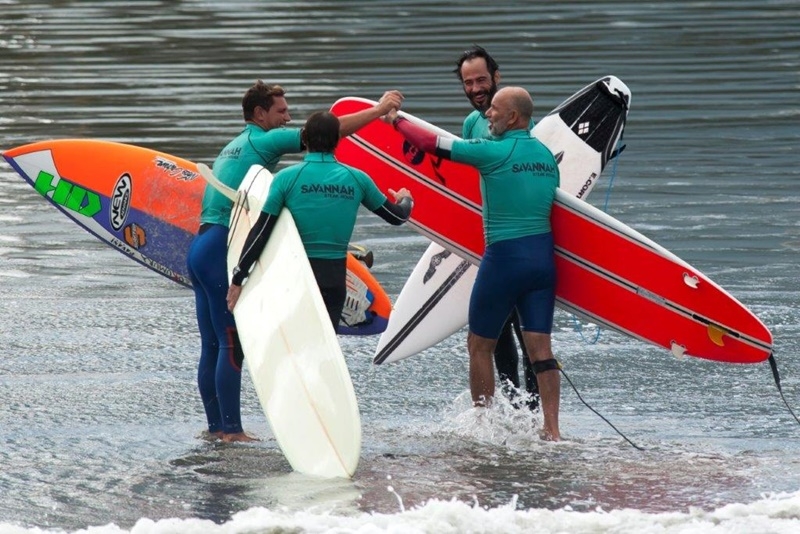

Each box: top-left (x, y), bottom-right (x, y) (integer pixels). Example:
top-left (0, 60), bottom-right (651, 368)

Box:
top-left (199, 163), bottom-right (362, 478)
top-left (374, 76), bottom-right (631, 364)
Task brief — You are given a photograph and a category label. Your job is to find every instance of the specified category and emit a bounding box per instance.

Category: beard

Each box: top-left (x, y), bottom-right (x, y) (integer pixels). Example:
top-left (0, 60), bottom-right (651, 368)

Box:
top-left (466, 80), bottom-right (499, 113)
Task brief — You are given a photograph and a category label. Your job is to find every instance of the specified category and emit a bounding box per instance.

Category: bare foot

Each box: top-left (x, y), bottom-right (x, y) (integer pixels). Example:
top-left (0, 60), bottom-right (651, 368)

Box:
top-left (198, 430), bottom-right (224, 442)
top-left (221, 431), bottom-right (259, 443)
top-left (540, 428), bottom-right (561, 442)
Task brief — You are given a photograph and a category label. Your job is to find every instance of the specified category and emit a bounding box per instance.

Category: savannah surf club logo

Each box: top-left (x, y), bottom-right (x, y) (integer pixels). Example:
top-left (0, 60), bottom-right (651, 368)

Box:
top-left (300, 183), bottom-right (355, 199)
top-left (110, 173), bottom-right (132, 231)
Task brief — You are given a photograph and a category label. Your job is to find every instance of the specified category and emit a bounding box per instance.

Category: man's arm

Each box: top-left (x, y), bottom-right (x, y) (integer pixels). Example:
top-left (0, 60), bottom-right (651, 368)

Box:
top-left (338, 90), bottom-right (404, 137)
top-left (372, 192), bottom-right (413, 226)
top-left (391, 115), bottom-right (455, 159)
top-left (226, 210), bottom-right (279, 311)
top-left (230, 211), bottom-right (279, 287)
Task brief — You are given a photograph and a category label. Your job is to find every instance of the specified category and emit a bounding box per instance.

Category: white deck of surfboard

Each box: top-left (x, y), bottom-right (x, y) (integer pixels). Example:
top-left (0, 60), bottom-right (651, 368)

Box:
top-left (375, 76), bottom-right (631, 364)
top-left (205, 163), bottom-right (362, 478)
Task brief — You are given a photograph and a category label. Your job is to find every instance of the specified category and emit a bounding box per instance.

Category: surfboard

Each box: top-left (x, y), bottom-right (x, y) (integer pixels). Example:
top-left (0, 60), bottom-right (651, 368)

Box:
top-left (369, 77), bottom-right (631, 363)
top-left (205, 162), bottom-right (361, 479)
top-left (2, 139), bottom-right (390, 335)
top-left (330, 89), bottom-right (773, 365)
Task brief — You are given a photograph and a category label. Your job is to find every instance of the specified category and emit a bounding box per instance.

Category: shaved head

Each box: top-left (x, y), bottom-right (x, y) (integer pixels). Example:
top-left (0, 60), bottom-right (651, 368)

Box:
top-left (487, 87), bottom-right (534, 136)
top-left (496, 87), bottom-right (534, 123)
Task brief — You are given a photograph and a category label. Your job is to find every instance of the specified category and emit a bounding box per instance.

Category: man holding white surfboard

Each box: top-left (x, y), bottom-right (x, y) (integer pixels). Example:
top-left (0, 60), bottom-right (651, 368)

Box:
top-left (385, 87), bottom-right (562, 441)
top-left (454, 45), bottom-right (538, 410)
top-left (225, 110), bottom-right (413, 325)
top-left (187, 81), bottom-right (404, 443)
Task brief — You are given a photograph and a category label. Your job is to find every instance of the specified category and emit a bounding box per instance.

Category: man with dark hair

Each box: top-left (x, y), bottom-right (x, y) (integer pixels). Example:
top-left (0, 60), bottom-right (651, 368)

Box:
top-left (187, 82), bottom-right (403, 443)
top-left (226, 111), bottom-right (413, 327)
top-left (385, 87), bottom-right (562, 441)
top-left (453, 46), bottom-right (539, 410)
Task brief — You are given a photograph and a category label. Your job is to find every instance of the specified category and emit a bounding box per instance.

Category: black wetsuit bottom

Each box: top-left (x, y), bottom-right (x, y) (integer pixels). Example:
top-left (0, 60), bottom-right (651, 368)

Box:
top-left (309, 257), bottom-right (347, 328)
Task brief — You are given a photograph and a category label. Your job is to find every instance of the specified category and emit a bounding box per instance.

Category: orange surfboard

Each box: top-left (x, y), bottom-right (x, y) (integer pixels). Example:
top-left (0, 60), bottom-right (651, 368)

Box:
top-left (3, 139), bottom-right (391, 335)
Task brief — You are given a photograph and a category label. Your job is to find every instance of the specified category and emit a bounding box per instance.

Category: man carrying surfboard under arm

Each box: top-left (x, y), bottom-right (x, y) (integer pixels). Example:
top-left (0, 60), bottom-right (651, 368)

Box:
top-left (225, 110), bottom-right (413, 328)
top-left (454, 45), bottom-right (539, 411)
top-left (385, 88), bottom-right (562, 441)
top-left (187, 81), bottom-right (404, 443)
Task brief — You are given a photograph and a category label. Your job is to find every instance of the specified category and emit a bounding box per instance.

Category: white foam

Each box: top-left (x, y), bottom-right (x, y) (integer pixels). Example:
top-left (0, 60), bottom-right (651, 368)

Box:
top-left (4, 491), bottom-right (798, 534)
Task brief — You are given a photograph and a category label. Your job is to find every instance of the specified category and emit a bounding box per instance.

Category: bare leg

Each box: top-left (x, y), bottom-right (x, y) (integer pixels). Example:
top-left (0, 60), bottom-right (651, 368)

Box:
top-left (521, 331), bottom-right (560, 441)
top-left (467, 331), bottom-right (498, 407)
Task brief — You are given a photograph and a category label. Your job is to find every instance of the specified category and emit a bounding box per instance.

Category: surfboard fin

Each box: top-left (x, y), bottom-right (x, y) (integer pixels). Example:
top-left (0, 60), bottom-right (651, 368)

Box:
top-left (348, 243), bottom-right (374, 268)
top-left (707, 324), bottom-right (726, 346)
top-left (670, 341), bottom-right (687, 359)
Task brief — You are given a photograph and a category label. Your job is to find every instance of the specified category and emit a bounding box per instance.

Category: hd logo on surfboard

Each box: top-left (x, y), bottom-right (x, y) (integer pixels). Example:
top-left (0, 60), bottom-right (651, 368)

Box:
top-left (34, 170), bottom-right (101, 218)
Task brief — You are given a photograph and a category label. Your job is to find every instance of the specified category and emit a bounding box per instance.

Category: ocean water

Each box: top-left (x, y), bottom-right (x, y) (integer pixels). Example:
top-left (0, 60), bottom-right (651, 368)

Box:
top-left (1, 1), bottom-right (800, 532)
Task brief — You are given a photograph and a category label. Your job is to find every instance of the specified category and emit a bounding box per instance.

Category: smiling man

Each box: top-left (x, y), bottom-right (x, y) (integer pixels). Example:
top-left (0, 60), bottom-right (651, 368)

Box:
top-left (453, 46), bottom-right (539, 410)
top-left (386, 87), bottom-right (562, 440)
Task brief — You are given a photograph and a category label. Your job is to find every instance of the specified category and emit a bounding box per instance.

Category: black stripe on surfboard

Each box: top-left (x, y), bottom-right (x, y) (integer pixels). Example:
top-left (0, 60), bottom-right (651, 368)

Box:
top-left (555, 246), bottom-right (772, 355)
top-left (374, 259), bottom-right (472, 365)
top-left (553, 193), bottom-right (770, 351)
top-left (345, 135), bottom-right (483, 215)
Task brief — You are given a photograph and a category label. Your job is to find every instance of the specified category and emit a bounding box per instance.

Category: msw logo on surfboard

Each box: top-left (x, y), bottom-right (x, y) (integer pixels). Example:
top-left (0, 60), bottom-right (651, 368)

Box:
top-left (34, 170), bottom-right (101, 217)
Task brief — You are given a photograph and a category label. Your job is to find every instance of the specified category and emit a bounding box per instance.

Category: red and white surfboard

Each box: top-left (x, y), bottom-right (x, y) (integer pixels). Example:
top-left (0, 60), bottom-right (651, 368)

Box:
top-left (331, 98), bottom-right (772, 364)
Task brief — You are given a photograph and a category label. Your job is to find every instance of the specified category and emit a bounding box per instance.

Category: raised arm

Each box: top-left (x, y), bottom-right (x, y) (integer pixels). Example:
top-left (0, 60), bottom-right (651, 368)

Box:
top-left (337, 90), bottom-right (404, 137)
top-left (384, 109), bottom-right (454, 157)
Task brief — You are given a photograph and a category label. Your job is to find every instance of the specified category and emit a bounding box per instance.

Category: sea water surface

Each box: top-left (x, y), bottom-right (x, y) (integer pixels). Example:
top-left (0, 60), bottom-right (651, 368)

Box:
top-left (1, 1), bottom-right (800, 533)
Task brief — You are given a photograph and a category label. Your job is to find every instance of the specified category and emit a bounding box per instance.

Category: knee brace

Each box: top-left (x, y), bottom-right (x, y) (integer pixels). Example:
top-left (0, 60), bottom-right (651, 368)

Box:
top-left (532, 358), bottom-right (561, 374)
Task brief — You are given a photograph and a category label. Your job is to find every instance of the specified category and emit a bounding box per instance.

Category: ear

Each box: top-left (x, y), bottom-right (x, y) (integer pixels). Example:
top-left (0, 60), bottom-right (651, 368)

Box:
top-left (493, 70), bottom-right (501, 86)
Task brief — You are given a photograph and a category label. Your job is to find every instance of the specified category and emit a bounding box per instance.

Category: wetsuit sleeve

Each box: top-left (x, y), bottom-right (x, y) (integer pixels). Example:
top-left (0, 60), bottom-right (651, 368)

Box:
top-left (371, 197), bottom-right (412, 226)
top-left (393, 117), bottom-right (456, 159)
top-left (230, 211), bottom-right (279, 286)
top-left (269, 127), bottom-right (305, 155)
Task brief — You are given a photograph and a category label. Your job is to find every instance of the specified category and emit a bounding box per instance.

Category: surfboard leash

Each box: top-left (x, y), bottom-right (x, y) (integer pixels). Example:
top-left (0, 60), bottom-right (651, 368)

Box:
top-left (558, 366), bottom-right (645, 451)
top-left (569, 133), bottom-right (626, 345)
top-left (767, 352), bottom-right (800, 426)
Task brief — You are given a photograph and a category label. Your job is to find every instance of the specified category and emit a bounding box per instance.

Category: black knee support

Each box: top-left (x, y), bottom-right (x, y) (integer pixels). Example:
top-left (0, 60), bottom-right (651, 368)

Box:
top-left (532, 358), bottom-right (560, 374)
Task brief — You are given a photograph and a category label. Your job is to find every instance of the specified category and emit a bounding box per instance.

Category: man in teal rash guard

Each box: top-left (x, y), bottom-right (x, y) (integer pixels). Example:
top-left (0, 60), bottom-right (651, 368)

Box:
top-left (455, 45), bottom-right (539, 411)
top-left (225, 111), bottom-right (413, 326)
top-left (187, 81), bottom-right (403, 443)
top-left (386, 87), bottom-right (562, 441)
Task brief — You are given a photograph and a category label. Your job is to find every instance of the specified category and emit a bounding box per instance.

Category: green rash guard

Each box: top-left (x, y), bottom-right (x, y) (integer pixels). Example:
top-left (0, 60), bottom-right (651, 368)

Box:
top-left (262, 152), bottom-right (387, 259)
top-left (448, 129), bottom-right (560, 245)
top-left (200, 123), bottom-right (303, 227)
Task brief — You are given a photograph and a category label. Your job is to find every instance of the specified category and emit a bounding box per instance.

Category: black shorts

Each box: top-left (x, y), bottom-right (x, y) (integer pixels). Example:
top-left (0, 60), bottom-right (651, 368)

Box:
top-left (309, 257), bottom-right (347, 328)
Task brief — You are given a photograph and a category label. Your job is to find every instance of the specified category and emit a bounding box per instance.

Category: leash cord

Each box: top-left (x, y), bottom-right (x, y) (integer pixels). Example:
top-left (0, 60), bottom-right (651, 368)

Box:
top-left (768, 353), bottom-right (800, 425)
top-left (559, 367), bottom-right (645, 451)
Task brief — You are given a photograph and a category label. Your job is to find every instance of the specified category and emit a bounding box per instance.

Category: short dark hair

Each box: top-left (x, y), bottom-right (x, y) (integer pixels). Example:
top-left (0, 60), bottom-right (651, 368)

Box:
top-left (303, 111), bottom-right (340, 153)
top-left (242, 80), bottom-right (286, 121)
top-left (453, 45), bottom-right (499, 81)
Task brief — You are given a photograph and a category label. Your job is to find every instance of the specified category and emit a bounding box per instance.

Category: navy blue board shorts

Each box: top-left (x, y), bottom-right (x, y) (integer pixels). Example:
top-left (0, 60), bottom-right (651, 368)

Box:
top-left (468, 232), bottom-right (556, 338)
